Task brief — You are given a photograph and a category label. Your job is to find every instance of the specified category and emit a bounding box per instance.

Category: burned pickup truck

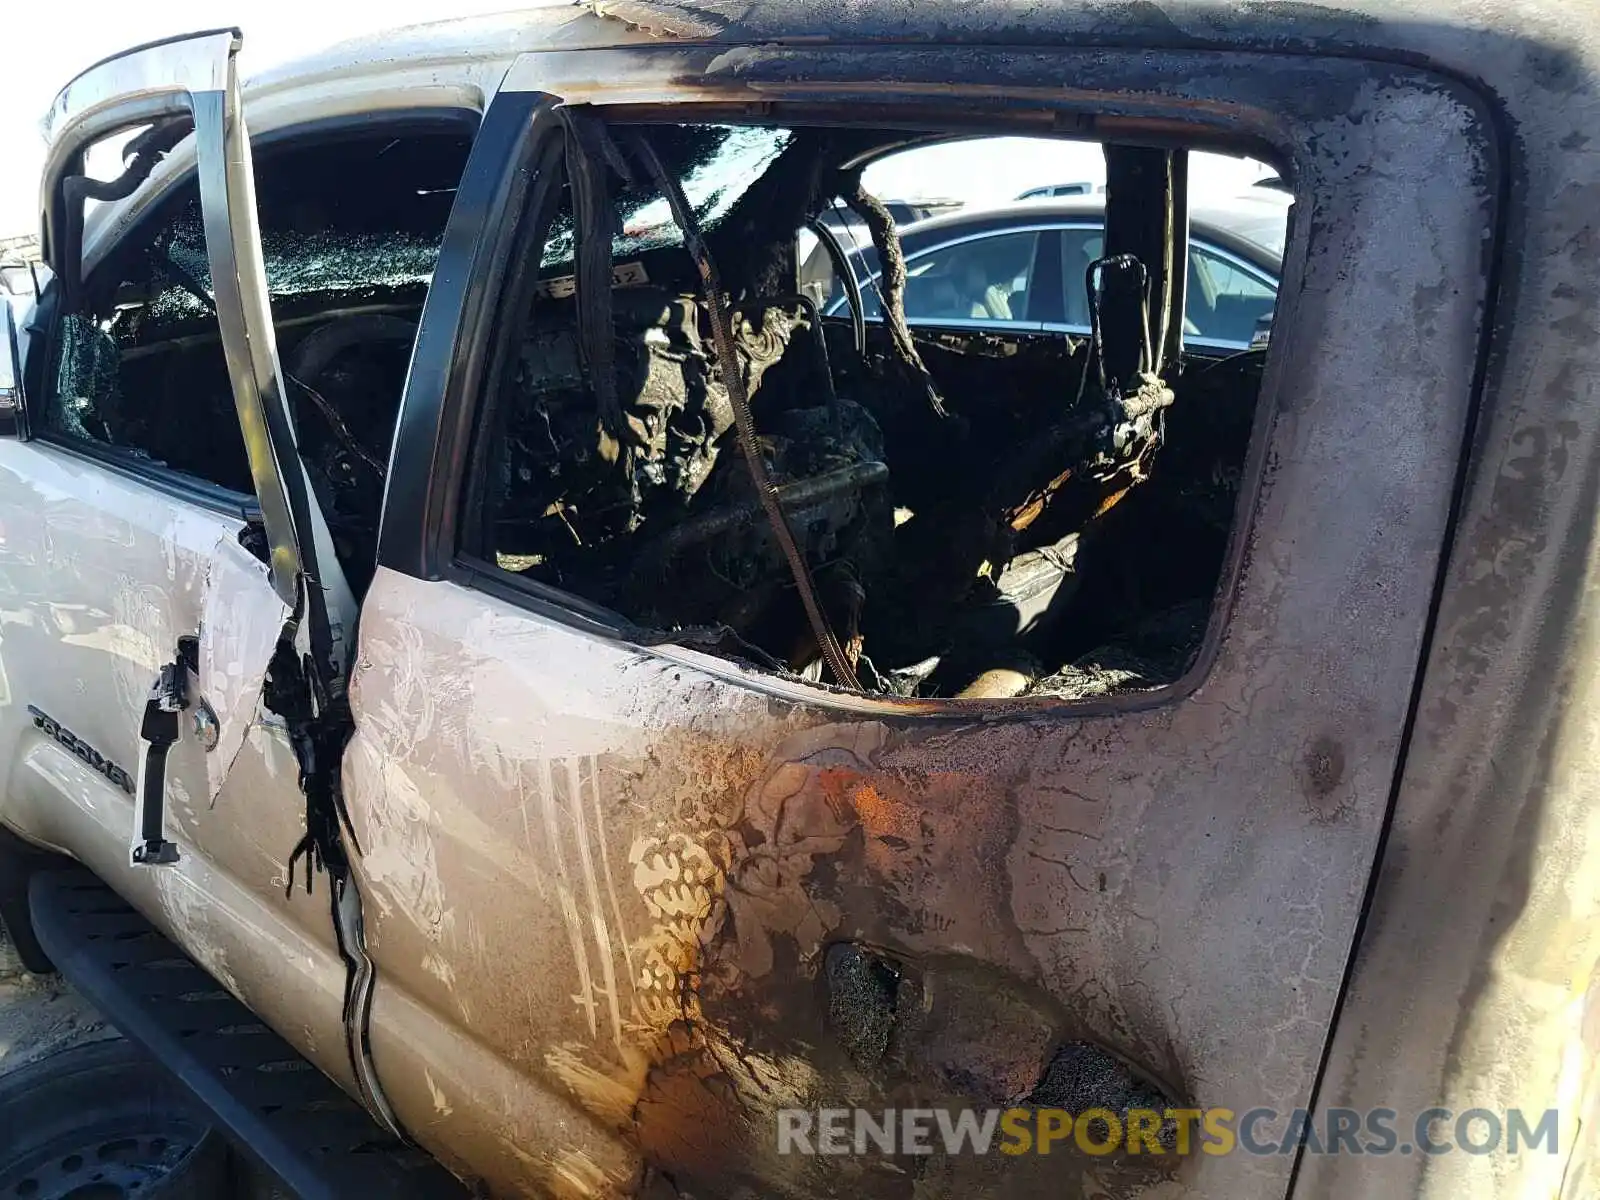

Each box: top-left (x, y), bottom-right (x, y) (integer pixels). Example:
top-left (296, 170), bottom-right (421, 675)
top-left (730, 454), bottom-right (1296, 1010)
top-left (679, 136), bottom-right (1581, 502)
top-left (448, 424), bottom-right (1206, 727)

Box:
top-left (0, 2), bottom-right (1594, 1199)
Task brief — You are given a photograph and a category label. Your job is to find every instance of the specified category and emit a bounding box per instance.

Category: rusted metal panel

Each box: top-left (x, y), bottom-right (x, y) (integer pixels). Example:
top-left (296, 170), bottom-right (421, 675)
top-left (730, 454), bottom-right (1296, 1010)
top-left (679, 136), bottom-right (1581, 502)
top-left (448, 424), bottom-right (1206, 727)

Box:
top-left (310, 27), bottom-right (1502, 1196)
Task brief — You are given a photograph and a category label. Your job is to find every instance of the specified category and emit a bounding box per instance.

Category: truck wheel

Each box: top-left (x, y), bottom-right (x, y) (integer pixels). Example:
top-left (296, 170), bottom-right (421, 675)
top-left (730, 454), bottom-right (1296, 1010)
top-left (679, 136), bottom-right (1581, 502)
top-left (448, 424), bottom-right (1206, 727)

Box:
top-left (0, 1038), bottom-right (232, 1198)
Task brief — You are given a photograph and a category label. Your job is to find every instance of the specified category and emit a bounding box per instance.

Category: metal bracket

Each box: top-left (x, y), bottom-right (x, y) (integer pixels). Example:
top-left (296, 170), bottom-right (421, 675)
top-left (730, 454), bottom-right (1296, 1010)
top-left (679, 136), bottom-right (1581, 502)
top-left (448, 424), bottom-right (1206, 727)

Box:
top-left (130, 651), bottom-right (191, 867)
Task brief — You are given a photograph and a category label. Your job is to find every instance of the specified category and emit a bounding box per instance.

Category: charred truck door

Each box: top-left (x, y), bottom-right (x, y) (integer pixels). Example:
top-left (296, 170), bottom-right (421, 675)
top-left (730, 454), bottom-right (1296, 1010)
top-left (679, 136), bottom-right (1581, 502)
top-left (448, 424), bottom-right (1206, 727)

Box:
top-left (37, 29), bottom-right (358, 865)
top-left (20, 30), bottom-right (352, 864)
top-left (345, 40), bottom-right (1497, 1200)
top-left (0, 30), bottom-right (392, 1127)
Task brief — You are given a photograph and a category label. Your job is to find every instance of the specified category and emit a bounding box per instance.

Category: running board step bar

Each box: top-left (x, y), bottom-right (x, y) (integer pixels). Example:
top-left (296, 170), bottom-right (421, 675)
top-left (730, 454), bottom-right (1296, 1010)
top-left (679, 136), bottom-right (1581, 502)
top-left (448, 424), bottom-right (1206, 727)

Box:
top-left (28, 869), bottom-right (468, 1200)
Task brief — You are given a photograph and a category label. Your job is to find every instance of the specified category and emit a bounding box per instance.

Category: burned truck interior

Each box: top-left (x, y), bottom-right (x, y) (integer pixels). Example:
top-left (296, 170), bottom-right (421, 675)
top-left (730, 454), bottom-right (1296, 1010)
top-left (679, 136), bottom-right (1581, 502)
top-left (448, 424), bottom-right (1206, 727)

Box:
top-left (465, 116), bottom-right (1277, 703)
top-left (44, 112), bottom-right (1278, 703)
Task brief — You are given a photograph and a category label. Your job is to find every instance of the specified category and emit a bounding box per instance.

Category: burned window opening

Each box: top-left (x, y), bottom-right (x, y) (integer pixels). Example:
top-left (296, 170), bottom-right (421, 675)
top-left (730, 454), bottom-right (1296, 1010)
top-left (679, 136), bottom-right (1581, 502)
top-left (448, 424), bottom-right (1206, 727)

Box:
top-left (474, 121), bottom-right (1279, 702)
top-left (44, 128), bottom-right (473, 595)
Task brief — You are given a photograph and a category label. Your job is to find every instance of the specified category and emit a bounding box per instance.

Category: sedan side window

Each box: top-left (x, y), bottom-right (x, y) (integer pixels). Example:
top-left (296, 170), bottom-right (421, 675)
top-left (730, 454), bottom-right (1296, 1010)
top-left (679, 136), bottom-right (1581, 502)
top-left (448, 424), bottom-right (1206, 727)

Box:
top-left (1056, 232), bottom-right (1277, 348)
top-left (1185, 245), bottom-right (1276, 346)
top-left (1058, 227), bottom-right (1105, 328)
top-left (858, 230), bottom-right (1042, 324)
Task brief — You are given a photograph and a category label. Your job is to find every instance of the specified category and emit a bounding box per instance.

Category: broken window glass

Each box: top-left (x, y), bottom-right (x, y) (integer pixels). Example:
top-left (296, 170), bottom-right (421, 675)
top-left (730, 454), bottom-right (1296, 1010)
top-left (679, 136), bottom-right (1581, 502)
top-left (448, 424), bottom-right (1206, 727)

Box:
top-left (540, 125), bottom-right (792, 271)
top-left (43, 128), bottom-right (472, 584)
top-left (149, 213), bottom-right (447, 323)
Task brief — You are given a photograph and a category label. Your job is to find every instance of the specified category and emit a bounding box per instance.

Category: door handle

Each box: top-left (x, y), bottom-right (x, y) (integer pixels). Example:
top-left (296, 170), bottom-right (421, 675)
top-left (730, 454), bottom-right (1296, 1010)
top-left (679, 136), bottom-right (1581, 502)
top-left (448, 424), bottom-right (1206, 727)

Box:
top-left (130, 639), bottom-right (196, 867)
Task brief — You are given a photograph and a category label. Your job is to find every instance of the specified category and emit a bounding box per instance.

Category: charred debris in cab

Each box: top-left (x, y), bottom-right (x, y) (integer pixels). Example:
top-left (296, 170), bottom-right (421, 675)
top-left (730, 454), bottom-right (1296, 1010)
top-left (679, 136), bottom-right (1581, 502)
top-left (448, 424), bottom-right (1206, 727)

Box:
top-left (474, 111), bottom-right (1265, 702)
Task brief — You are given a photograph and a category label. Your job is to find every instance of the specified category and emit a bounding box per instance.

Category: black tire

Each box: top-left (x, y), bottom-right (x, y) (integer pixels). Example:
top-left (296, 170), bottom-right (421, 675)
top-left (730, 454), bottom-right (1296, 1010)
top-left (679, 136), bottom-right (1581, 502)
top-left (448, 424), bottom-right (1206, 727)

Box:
top-left (0, 1038), bottom-right (233, 1198)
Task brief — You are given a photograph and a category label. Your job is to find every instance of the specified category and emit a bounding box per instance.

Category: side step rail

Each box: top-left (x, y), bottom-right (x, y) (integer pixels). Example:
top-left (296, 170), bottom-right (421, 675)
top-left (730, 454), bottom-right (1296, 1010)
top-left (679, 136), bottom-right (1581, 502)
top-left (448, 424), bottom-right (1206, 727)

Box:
top-left (28, 869), bottom-right (469, 1200)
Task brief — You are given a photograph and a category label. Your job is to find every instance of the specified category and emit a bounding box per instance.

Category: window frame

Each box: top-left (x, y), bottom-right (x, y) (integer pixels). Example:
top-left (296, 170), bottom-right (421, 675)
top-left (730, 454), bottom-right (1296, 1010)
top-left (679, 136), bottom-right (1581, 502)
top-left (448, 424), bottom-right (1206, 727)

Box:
top-left (379, 39), bottom-right (1495, 719)
top-left (422, 104), bottom-right (1299, 705)
top-left (25, 107), bottom-right (479, 519)
top-left (452, 104), bottom-right (636, 640)
top-left (417, 95), bottom-right (1303, 710)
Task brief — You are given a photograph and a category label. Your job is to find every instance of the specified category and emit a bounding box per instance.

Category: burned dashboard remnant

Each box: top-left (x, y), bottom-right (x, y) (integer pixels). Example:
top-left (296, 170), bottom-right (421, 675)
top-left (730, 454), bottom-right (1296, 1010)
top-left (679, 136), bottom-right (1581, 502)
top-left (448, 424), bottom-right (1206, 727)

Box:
top-left (471, 119), bottom-right (1273, 700)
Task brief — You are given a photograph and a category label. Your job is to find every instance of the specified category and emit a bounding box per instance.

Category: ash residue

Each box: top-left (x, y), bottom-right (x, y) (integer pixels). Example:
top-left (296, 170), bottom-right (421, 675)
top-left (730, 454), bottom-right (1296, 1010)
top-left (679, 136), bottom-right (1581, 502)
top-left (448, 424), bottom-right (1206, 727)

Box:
top-left (1028, 1040), bottom-right (1179, 1151)
top-left (824, 943), bottom-right (901, 1068)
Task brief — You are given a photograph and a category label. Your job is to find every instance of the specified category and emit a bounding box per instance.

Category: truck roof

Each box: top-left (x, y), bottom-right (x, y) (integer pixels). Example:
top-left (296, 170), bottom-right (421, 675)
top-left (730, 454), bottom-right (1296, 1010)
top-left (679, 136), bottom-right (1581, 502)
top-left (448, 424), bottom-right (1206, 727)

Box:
top-left (66, 0), bottom-right (1599, 269)
top-left (248, 0), bottom-right (1596, 98)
